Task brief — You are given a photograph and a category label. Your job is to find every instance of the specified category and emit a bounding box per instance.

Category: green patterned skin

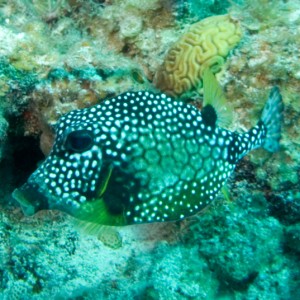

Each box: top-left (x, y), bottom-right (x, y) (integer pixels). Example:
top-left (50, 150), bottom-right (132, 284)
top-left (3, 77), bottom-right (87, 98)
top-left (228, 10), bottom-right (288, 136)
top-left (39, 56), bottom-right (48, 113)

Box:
top-left (13, 88), bottom-right (283, 226)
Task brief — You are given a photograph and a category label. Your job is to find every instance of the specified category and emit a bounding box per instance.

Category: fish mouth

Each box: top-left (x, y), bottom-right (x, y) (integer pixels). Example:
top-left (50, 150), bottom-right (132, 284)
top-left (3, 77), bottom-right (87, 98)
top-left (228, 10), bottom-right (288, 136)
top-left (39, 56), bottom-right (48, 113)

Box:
top-left (12, 182), bottom-right (49, 216)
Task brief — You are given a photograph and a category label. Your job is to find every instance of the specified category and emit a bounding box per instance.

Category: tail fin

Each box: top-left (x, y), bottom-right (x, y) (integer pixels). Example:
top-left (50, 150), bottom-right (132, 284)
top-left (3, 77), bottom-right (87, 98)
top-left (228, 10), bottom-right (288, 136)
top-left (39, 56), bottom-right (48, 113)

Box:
top-left (260, 86), bottom-right (284, 152)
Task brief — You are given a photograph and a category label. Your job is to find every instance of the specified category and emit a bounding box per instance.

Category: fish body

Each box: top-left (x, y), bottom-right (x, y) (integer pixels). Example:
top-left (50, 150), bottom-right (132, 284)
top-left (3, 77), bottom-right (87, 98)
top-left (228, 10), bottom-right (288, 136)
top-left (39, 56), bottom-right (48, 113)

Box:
top-left (13, 72), bottom-right (283, 226)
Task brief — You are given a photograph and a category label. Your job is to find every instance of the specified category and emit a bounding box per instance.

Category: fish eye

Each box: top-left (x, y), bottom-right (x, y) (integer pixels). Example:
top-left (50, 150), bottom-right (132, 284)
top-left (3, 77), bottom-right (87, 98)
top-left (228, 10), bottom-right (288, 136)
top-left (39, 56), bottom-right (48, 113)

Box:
top-left (65, 130), bottom-right (94, 153)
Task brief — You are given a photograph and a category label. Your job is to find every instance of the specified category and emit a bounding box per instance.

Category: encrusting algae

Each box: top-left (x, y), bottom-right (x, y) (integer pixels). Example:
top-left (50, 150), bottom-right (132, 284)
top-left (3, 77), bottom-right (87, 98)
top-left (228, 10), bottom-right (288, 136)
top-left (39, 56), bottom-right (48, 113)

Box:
top-left (154, 14), bottom-right (242, 96)
top-left (13, 69), bottom-right (283, 227)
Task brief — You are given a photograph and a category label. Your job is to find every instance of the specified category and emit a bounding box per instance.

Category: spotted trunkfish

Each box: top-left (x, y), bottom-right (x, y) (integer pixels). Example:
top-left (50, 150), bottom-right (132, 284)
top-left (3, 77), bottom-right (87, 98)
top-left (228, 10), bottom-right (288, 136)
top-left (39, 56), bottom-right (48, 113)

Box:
top-left (13, 69), bottom-right (284, 226)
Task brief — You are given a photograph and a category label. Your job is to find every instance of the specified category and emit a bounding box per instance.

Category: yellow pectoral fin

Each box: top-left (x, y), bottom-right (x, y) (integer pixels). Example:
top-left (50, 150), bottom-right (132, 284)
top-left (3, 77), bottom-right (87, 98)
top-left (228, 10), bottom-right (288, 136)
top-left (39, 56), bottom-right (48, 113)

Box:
top-left (73, 164), bottom-right (128, 226)
top-left (74, 198), bottom-right (126, 226)
top-left (97, 165), bottom-right (113, 198)
top-left (73, 213), bottom-right (123, 249)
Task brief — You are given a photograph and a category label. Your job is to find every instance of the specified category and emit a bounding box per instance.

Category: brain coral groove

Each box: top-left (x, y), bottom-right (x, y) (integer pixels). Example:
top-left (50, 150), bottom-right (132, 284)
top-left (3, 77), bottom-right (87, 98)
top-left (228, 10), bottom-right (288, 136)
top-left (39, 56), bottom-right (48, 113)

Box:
top-left (154, 15), bottom-right (242, 96)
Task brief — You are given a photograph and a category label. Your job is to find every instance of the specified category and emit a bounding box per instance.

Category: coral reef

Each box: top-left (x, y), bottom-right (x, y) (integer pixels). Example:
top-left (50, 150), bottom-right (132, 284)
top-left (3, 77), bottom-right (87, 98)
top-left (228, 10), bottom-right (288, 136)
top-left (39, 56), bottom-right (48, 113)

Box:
top-left (0, 0), bottom-right (299, 299)
top-left (175, 0), bottom-right (244, 21)
top-left (1, 182), bottom-right (299, 299)
top-left (0, 110), bottom-right (8, 161)
top-left (154, 14), bottom-right (242, 96)
top-left (222, 0), bottom-right (300, 211)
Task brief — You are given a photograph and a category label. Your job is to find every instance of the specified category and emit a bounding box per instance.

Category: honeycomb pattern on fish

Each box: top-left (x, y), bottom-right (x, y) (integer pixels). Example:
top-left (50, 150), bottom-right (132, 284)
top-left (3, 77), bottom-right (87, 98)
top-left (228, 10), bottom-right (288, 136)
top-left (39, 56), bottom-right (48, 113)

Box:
top-left (13, 86), bottom-right (284, 226)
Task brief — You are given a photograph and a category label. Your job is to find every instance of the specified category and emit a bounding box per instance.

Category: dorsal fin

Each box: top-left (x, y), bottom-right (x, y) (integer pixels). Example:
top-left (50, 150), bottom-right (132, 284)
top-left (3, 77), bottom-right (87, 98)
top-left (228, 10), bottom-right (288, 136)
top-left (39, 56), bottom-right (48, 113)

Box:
top-left (202, 68), bottom-right (233, 128)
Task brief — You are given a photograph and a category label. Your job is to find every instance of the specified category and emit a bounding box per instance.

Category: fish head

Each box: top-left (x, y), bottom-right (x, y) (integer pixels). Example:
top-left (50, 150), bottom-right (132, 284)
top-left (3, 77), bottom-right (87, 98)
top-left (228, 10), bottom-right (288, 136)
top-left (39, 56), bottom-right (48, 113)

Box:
top-left (13, 108), bottom-right (108, 221)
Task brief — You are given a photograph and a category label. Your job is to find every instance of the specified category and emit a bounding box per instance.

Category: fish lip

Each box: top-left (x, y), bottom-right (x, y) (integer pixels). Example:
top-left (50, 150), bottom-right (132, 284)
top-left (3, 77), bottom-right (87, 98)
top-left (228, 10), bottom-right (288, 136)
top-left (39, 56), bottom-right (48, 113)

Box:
top-left (12, 188), bottom-right (36, 216)
top-left (12, 183), bottom-right (49, 216)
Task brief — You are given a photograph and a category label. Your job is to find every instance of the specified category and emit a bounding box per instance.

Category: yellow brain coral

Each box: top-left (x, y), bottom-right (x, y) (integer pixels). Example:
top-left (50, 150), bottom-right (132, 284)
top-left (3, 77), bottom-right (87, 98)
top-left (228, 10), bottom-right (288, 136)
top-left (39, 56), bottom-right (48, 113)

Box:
top-left (154, 15), bottom-right (242, 96)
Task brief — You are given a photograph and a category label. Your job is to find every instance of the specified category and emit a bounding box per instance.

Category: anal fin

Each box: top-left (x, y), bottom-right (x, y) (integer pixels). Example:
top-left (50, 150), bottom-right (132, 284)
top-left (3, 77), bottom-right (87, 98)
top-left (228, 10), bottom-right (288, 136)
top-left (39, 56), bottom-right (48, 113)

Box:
top-left (73, 218), bottom-right (122, 249)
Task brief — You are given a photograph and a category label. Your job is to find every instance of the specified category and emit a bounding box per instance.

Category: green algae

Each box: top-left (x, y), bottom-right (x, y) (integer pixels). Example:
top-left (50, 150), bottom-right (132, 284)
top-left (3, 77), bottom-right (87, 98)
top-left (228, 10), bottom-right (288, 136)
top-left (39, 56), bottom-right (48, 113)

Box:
top-left (0, 58), bottom-right (38, 112)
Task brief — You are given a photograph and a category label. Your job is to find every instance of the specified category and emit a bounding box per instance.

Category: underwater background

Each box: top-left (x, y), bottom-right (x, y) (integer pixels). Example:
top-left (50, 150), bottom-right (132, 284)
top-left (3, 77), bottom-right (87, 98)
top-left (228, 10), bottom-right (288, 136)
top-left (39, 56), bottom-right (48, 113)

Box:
top-left (0, 0), bottom-right (299, 299)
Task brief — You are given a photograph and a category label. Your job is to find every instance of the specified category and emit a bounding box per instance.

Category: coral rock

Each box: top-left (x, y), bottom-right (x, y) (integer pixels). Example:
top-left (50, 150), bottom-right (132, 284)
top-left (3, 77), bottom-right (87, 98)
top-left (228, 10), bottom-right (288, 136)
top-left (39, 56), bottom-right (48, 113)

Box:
top-left (0, 111), bottom-right (8, 161)
top-left (154, 14), bottom-right (242, 96)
